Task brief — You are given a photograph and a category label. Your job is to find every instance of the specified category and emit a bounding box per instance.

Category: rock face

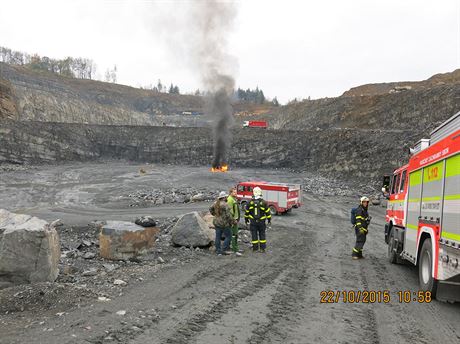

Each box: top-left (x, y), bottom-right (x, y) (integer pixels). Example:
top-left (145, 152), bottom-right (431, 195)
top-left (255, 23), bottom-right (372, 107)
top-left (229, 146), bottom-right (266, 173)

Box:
top-left (0, 62), bottom-right (204, 125)
top-left (171, 212), bottom-right (214, 247)
top-left (268, 73), bottom-right (460, 132)
top-left (0, 119), bottom-right (422, 180)
top-left (1, 62), bottom-right (458, 180)
top-left (0, 209), bottom-right (60, 285)
top-left (0, 77), bottom-right (18, 120)
top-left (99, 221), bottom-right (159, 260)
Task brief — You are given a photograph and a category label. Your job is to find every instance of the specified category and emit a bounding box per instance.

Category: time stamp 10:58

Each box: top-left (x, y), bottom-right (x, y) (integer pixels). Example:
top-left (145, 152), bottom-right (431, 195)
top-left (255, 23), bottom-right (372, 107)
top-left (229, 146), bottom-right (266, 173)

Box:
top-left (320, 290), bottom-right (432, 304)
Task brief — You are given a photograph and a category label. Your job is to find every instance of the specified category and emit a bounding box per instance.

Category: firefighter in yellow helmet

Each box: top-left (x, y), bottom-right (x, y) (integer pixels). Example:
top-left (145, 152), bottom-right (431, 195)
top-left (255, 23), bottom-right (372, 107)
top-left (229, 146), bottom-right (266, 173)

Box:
top-left (352, 196), bottom-right (371, 259)
top-left (244, 186), bottom-right (271, 252)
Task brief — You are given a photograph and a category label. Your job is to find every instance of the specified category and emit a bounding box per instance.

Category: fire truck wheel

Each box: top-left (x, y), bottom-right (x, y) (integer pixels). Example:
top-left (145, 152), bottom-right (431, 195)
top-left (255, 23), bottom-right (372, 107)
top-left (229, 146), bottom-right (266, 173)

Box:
top-left (387, 228), bottom-right (398, 264)
top-left (419, 239), bottom-right (438, 296)
top-left (269, 205), bottom-right (277, 216)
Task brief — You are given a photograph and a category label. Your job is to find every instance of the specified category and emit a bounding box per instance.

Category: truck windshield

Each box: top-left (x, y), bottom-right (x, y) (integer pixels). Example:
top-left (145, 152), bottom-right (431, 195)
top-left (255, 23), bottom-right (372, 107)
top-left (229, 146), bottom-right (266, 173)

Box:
top-left (399, 170), bottom-right (407, 193)
top-left (391, 173), bottom-right (400, 194)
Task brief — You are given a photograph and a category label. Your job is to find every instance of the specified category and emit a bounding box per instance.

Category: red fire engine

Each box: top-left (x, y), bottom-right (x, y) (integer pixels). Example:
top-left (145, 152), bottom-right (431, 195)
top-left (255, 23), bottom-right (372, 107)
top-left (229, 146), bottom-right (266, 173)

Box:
top-left (242, 120), bottom-right (268, 129)
top-left (236, 181), bottom-right (302, 215)
top-left (383, 111), bottom-right (460, 301)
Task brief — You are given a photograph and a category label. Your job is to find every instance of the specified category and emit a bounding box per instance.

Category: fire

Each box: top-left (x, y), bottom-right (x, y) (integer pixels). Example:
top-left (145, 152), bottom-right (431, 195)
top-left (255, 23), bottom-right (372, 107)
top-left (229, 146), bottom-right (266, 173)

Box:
top-left (211, 164), bottom-right (229, 172)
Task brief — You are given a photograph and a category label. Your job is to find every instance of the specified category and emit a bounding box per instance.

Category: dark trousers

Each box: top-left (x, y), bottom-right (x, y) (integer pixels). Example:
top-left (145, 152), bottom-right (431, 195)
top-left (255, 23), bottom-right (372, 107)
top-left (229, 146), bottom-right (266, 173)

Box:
top-left (352, 227), bottom-right (367, 257)
top-left (215, 227), bottom-right (231, 254)
top-left (250, 221), bottom-right (266, 251)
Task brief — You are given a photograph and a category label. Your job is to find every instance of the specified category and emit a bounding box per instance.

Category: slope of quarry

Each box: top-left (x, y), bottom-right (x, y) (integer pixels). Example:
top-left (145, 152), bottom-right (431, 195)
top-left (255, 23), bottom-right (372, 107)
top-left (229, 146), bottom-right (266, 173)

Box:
top-left (267, 69), bottom-right (460, 133)
top-left (1, 65), bottom-right (458, 179)
top-left (0, 63), bottom-right (204, 126)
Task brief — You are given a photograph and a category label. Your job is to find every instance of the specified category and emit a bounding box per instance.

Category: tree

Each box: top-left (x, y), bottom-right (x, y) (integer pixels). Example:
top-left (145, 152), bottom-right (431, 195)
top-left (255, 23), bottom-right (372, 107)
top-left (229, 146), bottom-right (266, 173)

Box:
top-left (110, 65), bottom-right (117, 83)
top-left (104, 69), bottom-right (111, 82)
top-left (104, 65), bottom-right (117, 83)
top-left (235, 86), bottom-right (268, 104)
top-left (157, 79), bottom-right (163, 92)
top-left (0, 45), bottom-right (101, 81)
top-left (272, 97), bottom-right (279, 106)
top-left (59, 57), bottom-right (74, 77)
top-left (256, 89), bottom-right (265, 104)
top-left (165, 84), bottom-right (180, 94)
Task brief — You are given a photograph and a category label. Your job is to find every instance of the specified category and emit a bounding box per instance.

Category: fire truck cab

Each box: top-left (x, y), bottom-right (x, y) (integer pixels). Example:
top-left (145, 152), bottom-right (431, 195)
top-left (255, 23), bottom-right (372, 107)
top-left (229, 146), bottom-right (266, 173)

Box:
top-left (236, 181), bottom-right (302, 215)
top-left (383, 111), bottom-right (460, 301)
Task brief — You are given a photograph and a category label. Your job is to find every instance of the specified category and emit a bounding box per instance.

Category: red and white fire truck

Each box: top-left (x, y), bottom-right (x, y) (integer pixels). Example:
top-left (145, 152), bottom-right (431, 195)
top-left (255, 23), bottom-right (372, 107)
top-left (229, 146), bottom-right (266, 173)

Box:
top-left (236, 181), bottom-right (302, 215)
top-left (242, 120), bottom-right (268, 129)
top-left (383, 111), bottom-right (460, 301)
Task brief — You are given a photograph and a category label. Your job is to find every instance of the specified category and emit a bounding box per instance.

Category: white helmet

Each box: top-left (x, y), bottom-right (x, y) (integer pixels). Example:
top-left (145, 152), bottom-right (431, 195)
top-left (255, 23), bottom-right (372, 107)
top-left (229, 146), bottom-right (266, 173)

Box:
top-left (253, 187), bottom-right (262, 197)
top-left (360, 196), bottom-right (370, 204)
top-left (218, 191), bottom-right (228, 199)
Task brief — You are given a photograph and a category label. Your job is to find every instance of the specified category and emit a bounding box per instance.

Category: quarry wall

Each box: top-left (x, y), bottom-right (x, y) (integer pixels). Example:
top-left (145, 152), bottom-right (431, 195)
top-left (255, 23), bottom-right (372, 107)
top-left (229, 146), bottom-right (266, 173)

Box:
top-left (0, 120), bottom-right (416, 179)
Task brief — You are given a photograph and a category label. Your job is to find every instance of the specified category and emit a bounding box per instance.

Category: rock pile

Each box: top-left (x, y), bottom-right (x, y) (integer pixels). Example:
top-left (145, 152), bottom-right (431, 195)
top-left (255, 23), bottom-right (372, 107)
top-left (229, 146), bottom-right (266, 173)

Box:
top-left (127, 187), bottom-right (216, 207)
top-left (302, 174), bottom-right (378, 198)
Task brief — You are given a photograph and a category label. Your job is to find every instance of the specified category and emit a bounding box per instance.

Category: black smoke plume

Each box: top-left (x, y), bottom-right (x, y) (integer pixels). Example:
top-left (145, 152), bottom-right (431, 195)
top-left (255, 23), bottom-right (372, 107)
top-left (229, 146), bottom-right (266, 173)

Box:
top-left (191, 1), bottom-right (237, 168)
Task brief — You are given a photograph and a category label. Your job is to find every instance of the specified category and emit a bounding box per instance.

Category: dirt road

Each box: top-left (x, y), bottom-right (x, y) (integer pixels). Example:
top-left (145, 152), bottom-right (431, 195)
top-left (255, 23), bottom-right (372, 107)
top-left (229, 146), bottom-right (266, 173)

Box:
top-left (0, 163), bottom-right (459, 343)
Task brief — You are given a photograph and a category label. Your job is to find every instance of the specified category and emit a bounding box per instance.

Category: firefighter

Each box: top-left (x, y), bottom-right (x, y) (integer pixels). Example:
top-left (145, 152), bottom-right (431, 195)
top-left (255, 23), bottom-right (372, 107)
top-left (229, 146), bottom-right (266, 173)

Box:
top-left (352, 196), bottom-right (371, 260)
top-left (244, 186), bottom-right (271, 252)
top-left (227, 187), bottom-right (242, 256)
top-left (209, 191), bottom-right (233, 255)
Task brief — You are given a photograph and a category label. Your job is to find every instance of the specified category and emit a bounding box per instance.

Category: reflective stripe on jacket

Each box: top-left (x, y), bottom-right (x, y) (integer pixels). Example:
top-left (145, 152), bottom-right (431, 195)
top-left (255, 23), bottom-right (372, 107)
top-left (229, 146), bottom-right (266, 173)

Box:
top-left (244, 198), bottom-right (271, 222)
top-left (354, 205), bottom-right (369, 233)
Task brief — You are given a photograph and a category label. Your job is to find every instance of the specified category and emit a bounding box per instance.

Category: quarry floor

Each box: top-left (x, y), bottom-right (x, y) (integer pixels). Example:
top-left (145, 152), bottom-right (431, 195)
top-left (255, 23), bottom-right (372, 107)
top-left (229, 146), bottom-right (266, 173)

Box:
top-left (0, 162), bottom-right (459, 344)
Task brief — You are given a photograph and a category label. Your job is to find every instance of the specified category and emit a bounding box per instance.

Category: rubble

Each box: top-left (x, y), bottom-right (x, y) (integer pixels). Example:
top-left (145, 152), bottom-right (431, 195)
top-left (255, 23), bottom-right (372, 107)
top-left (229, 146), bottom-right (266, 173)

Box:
top-left (301, 173), bottom-right (378, 198)
top-left (127, 187), bottom-right (215, 207)
top-left (99, 221), bottom-right (160, 260)
top-left (0, 209), bottom-right (60, 286)
top-left (0, 163), bottom-right (32, 173)
top-left (171, 212), bottom-right (214, 247)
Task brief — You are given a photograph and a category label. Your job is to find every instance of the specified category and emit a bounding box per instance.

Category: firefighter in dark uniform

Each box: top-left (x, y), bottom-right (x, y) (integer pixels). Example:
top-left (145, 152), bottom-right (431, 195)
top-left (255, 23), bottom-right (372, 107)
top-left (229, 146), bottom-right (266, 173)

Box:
top-left (244, 187), bottom-right (271, 252)
top-left (352, 196), bottom-right (371, 259)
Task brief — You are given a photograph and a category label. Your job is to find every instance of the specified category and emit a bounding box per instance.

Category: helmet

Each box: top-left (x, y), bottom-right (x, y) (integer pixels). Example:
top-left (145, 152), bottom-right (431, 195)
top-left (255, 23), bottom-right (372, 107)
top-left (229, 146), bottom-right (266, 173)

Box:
top-left (253, 187), bottom-right (262, 197)
top-left (360, 196), bottom-right (370, 204)
top-left (218, 191), bottom-right (228, 199)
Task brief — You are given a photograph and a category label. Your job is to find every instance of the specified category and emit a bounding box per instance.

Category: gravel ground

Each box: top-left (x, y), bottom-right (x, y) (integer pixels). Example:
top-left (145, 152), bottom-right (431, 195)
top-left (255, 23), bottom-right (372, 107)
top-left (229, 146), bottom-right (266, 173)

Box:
top-left (0, 162), bottom-right (458, 344)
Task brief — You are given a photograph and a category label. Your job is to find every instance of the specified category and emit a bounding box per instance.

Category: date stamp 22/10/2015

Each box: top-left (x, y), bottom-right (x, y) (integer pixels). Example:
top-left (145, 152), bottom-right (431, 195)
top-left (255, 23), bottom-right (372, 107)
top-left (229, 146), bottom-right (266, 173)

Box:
top-left (320, 290), bottom-right (432, 304)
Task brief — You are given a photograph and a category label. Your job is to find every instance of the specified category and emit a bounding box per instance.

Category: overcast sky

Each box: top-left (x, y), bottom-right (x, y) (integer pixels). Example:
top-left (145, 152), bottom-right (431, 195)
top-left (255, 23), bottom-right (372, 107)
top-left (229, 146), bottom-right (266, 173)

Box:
top-left (0, 0), bottom-right (459, 103)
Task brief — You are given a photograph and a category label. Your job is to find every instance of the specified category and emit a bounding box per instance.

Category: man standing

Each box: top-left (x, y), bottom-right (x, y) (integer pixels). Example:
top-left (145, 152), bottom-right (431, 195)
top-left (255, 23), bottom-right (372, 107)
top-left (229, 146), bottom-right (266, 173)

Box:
top-left (209, 191), bottom-right (233, 256)
top-left (244, 187), bottom-right (271, 253)
top-left (352, 196), bottom-right (371, 260)
top-left (227, 187), bottom-right (242, 256)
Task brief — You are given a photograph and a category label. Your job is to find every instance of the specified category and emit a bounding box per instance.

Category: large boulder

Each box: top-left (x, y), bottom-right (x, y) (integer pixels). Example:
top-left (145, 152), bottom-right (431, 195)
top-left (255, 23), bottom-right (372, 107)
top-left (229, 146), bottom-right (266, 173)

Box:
top-left (0, 209), bottom-right (60, 285)
top-left (99, 221), bottom-right (159, 260)
top-left (171, 212), bottom-right (214, 247)
top-left (201, 213), bottom-right (215, 229)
